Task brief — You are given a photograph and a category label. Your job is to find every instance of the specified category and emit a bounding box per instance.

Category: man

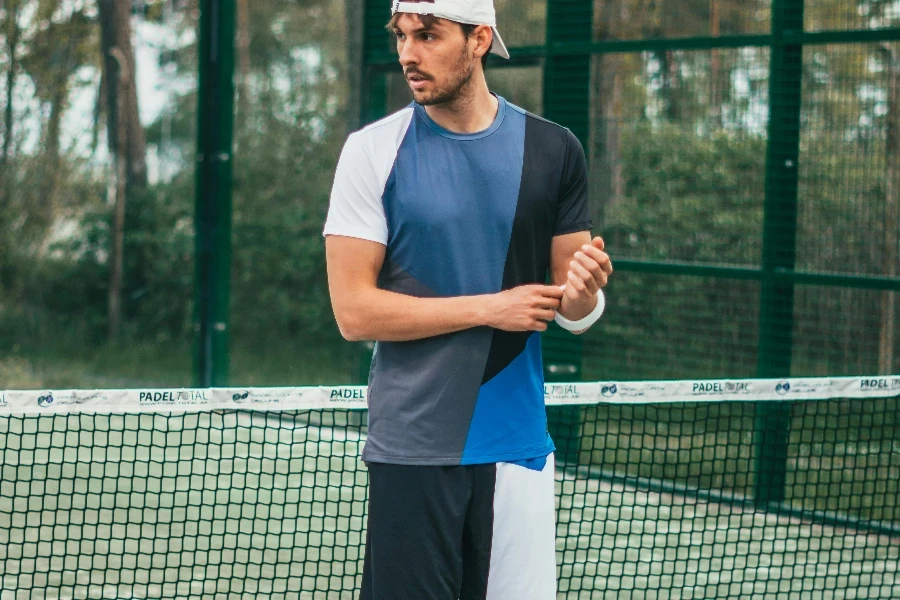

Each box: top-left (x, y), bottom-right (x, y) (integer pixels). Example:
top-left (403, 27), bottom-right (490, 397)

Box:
top-left (323, 1), bottom-right (612, 598)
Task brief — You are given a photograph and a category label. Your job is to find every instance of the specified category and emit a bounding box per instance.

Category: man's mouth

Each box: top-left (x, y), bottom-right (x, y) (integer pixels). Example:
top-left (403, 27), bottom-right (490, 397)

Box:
top-left (406, 72), bottom-right (431, 90)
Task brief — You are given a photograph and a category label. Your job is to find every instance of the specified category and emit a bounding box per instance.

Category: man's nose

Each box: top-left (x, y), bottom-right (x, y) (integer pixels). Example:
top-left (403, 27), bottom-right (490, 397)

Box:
top-left (398, 39), bottom-right (419, 67)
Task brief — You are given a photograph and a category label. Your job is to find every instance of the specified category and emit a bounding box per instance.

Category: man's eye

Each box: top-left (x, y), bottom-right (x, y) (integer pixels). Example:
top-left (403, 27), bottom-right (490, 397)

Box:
top-left (421, 34), bottom-right (435, 41)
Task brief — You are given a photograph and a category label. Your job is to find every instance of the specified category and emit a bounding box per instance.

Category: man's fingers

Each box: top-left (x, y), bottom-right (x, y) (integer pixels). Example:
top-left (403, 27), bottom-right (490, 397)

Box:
top-left (535, 296), bottom-right (562, 310)
top-left (536, 309), bottom-right (556, 322)
top-left (569, 262), bottom-right (599, 295)
top-left (593, 236), bottom-right (605, 251)
top-left (567, 270), bottom-right (588, 293)
top-left (532, 285), bottom-right (565, 298)
top-left (573, 252), bottom-right (601, 275)
top-left (581, 246), bottom-right (613, 276)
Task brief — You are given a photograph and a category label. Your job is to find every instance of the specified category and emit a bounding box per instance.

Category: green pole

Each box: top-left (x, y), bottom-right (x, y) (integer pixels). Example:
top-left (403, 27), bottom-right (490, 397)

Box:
top-left (754, 0), bottom-right (804, 507)
top-left (353, 0), bottom-right (392, 384)
top-left (362, 0), bottom-right (391, 125)
top-left (193, 0), bottom-right (236, 388)
top-left (542, 0), bottom-right (593, 465)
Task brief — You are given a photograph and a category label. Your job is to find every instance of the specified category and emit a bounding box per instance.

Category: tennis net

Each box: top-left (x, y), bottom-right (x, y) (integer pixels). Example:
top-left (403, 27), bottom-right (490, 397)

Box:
top-left (1, 377), bottom-right (898, 599)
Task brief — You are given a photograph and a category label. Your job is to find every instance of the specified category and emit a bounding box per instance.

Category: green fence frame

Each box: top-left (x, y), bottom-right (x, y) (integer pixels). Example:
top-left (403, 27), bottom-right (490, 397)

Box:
top-left (194, 0), bottom-right (236, 388)
top-left (352, 0), bottom-right (900, 500)
top-left (359, 0), bottom-right (900, 382)
top-left (188, 0), bottom-right (900, 508)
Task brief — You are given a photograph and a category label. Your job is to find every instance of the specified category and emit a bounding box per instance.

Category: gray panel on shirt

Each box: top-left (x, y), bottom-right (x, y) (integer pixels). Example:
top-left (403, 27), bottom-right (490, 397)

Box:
top-left (364, 258), bottom-right (492, 464)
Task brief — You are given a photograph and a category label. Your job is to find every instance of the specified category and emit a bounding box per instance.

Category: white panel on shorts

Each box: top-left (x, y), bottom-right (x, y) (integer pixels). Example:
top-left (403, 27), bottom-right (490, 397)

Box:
top-left (487, 454), bottom-right (557, 600)
top-left (323, 107), bottom-right (415, 245)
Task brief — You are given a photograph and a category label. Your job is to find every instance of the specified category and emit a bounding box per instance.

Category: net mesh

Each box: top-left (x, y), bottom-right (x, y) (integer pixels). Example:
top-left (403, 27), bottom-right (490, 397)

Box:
top-left (1, 386), bottom-right (898, 599)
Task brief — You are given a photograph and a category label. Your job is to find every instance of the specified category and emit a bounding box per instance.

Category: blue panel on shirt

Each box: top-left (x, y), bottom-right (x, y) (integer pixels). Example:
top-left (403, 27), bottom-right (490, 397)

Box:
top-left (383, 99), bottom-right (526, 297)
top-left (461, 332), bottom-right (555, 464)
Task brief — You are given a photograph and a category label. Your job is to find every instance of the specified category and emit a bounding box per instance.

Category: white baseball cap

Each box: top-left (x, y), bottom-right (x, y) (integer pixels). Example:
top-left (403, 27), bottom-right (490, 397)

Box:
top-left (391, 0), bottom-right (510, 59)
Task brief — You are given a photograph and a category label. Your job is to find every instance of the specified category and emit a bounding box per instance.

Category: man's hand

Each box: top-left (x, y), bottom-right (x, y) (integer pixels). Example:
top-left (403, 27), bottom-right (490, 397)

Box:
top-left (563, 236), bottom-right (613, 303)
top-left (484, 285), bottom-right (565, 332)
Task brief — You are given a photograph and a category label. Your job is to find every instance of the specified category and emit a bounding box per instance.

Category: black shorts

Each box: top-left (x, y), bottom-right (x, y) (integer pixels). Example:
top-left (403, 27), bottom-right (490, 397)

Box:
top-left (360, 454), bottom-right (556, 600)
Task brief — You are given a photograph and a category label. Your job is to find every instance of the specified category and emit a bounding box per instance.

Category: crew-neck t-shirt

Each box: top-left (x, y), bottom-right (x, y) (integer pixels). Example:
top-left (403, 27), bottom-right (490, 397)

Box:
top-left (323, 96), bottom-right (592, 466)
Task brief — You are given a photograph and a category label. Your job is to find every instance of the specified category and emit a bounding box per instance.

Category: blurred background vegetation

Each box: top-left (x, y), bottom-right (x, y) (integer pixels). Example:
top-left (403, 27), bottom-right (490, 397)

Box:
top-left (0, 0), bottom-right (897, 389)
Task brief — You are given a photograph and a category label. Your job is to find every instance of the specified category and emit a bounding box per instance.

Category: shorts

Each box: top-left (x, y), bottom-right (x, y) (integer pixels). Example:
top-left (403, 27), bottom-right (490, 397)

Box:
top-left (359, 454), bottom-right (556, 600)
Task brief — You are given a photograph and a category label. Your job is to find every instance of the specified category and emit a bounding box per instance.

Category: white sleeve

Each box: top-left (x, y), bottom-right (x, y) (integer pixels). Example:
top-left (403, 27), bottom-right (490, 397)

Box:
top-left (323, 132), bottom-right (390, 245)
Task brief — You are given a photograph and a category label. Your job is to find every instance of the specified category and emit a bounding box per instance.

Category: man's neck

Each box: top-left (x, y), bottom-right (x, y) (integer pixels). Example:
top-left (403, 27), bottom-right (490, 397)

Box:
top-left (423, 78), bottom-right (499, 134)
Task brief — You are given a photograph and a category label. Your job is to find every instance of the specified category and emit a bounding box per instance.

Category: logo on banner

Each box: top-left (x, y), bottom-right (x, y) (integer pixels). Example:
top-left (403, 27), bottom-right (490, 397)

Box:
top-left (860, 378), bottom-right (900, 392)
top-left (615, 383), bottom-right (667, 399)
top-left (544, 384), bottom-right (581, 401)
top-left (775, 381), bottom-right (791, 395)
top-left (601, 384), bottom-right (618, 398)
top-left (37, 393), bottom-right (55, 407)
top-left (138, 390), bottom-right (207, 405)
top-left (0, 392), bottom-right (7, 407)
top-left (244, 390), bottom-right (293, 405)
top-left (330, 388), bottom-right (367, 403)
top-left (692, 381), bottom-right (750, 396)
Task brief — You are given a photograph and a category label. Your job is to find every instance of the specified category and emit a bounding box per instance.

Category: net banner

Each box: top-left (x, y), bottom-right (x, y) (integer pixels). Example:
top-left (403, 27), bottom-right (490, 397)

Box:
top-left (1, 375), bottom-right (897, 415)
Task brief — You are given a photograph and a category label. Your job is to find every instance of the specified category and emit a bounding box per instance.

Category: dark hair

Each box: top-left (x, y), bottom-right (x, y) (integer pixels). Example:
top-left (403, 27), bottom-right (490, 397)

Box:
top-left (386, 14), bottom-right (492, 70)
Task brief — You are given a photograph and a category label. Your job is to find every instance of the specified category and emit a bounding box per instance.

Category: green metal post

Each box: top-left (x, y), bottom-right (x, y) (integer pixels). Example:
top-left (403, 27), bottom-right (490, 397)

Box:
top-left (362, 0), bottom-right (392, 124)
top-left (352, 0), bottom-right (393, 383)
top-left (754, 0), bottom-right (804, 507)
top-left (543, 0), bottom-right (593, 465)
top-left (193, 0), bottom-right (236, 388)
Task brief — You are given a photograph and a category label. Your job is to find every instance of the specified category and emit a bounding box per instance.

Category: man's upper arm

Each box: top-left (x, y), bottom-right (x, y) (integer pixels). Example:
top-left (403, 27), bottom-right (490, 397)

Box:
top-left (323, 132), bottom-right (390, 245)
top-left (553, 129), bottom-right (592, 237)
top-left (550, 130), bottom-right (593, 285)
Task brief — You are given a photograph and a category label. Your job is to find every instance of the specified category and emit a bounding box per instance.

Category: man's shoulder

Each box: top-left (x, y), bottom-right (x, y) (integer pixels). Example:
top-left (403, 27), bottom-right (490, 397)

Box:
top-left (338, 106), bottom-right (416, 170)
top-left (351, 106), bottom-right (416, 143)
top-left (506, 102), bottom-right (581, 150)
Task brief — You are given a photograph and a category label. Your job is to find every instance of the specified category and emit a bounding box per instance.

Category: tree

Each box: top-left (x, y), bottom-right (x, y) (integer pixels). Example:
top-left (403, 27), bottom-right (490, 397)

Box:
top-left (0, 0), bottom-right (20, 167)
top-left (21, 7), bottom-right (94, 223)
top-left (97, 0), bottom-right (147, 340)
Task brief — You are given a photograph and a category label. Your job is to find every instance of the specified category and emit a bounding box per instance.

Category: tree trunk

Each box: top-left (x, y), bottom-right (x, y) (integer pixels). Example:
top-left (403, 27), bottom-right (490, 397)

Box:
top-left (98, 0), bottom-right (147, 192)
top-left (709, 0), bottom-right (722, 128)
top-left (2, 0), bottom-right (20, 167)
top-left (108, 47), bottom-right (129, 342)
top-left (236, 0), bottom-right (251, 128)
top-left (880, 44), bottom-right (899, 375)
top-left (662, 49), bottom-right (681, 121)
top-left (39, 85), bottom-right (66, 215)
top-left (589, 0), bottom-right (624, 219)
top-left (98, 0), bottom-right (146, 339)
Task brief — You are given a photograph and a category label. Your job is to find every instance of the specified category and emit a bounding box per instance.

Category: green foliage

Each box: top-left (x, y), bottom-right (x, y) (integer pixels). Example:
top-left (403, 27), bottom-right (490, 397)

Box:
top-left (0, 0), bottom-right (897, 388)
top-left (608, 123), bottom-right (766, 264)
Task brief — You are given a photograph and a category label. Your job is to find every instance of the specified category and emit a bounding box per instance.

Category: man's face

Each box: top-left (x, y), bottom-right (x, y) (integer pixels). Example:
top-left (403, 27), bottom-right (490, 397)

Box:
top-left (392, 14), bottom-right (476, 106)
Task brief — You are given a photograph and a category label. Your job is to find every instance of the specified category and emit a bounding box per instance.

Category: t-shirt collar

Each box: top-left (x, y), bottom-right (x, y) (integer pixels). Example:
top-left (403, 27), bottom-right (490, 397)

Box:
top-left (413, 94), bottom-right (507, 140)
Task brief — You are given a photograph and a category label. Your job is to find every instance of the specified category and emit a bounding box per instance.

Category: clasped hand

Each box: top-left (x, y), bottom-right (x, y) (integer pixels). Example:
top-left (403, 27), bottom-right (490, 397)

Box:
top-left (486, 237), bottom-right (613, 332)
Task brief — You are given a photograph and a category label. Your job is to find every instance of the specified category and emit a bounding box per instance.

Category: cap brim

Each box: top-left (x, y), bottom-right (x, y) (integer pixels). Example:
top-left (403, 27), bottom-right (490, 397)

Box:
top-left (491, 27), bottom-right (510, 59)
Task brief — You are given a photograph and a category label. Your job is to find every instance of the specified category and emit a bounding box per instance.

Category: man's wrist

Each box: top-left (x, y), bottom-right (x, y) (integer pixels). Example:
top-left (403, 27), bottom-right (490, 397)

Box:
top-left (556, 290), bottom-right (605, 333)
top-left (559, 293), bottom-right (598, 322)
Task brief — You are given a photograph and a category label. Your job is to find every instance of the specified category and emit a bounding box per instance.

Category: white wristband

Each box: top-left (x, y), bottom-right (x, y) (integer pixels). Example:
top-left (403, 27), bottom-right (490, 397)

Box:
top-left (554, 288), bottom-right (605, 333)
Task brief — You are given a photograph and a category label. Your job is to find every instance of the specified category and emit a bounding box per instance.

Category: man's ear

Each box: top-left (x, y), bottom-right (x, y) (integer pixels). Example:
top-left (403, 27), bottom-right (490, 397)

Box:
top-left (472, 24), bottom-right (493, 59)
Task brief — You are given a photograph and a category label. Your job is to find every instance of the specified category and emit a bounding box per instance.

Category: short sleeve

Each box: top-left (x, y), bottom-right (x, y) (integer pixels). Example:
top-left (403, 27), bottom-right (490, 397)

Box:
top-left (323, 132), bottom-right (389, 245)
top-left (554, 130), bottom-right (593, 236)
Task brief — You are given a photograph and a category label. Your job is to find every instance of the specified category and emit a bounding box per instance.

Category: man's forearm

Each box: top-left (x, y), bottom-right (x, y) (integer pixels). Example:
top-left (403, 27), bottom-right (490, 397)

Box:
top-left (335, 287), bottom-right (491, 342)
